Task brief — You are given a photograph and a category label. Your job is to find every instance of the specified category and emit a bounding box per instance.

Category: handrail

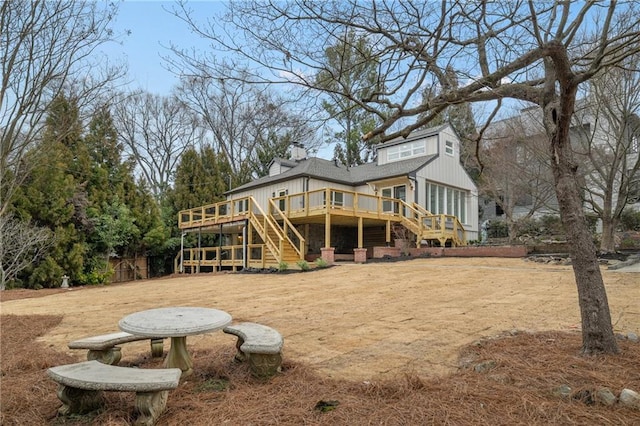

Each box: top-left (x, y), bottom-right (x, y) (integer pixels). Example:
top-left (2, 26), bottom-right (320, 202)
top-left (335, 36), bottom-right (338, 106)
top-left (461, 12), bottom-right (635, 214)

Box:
top-left (267, 198), bottom-right (305, 260)
top-left (178, 187), bottom-right (467, 249)
top-left (247, 197), bottom-right (282, 261)
top-left (412, 203), bottom-right (432, 216)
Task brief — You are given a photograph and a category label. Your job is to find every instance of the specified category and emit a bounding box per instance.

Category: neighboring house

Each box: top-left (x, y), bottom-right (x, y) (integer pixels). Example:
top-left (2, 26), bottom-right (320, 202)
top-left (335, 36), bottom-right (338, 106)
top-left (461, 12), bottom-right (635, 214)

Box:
top-left (479, 103), bottom-right (640, 234)
top-left (177, 124), bottom-right (479, 272)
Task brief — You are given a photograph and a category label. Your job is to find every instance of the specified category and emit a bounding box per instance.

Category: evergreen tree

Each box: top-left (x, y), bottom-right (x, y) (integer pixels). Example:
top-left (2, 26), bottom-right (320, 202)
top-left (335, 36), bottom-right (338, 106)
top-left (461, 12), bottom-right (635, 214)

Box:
top-left (12, 95), bottom-right (88, 288)
top-left (169, 146), bottom-right (230, 212)
top-left (316, 30), bottom-right (382, 166)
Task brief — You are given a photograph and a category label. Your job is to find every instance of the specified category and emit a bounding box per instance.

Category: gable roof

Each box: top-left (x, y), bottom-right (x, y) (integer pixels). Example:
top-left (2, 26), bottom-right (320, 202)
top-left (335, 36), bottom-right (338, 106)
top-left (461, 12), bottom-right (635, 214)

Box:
top-left (229, 154), bottom-right (438, 194)
top-left (376, 123), bottom-right (450, 149)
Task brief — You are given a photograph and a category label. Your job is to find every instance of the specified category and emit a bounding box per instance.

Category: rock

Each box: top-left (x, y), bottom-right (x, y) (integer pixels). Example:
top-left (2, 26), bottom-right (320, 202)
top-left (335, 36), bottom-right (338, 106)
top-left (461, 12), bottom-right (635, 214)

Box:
top-left (473, 360), bottom-right (497, 373)
top-left (619, 389), bottom-right (640, 410)
top-left (552, 384), bottom-right (572, 399)
top-left (627, 332), bottom-right (638, 343)
top-left (595, 388), bottom-right (616, 406)
top-left (488, 373), bottom-right (512, 384)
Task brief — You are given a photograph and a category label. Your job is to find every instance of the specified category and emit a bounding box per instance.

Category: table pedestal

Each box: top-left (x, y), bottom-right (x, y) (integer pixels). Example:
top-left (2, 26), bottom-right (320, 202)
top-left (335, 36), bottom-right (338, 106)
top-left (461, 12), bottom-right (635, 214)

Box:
top-left (164, 337), bottom-right (193, 378)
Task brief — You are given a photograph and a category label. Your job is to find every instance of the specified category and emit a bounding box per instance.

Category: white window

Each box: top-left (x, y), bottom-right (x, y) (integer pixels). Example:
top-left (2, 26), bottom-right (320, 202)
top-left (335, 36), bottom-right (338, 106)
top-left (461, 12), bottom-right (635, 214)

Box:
top-left (387, 141), bottom-right (426, 162)
top-left (445, 140), bottom-right (455, 156)
top-left (381, 185), bottom-right (406, 213)
top-left (272, 189), bottom-right (288, 211)
top-left (426, 182), bottom-right (467, 223)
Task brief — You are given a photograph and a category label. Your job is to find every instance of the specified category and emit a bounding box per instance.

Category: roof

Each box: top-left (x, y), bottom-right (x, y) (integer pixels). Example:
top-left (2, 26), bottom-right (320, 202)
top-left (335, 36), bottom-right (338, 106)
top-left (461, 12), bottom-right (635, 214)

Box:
top-left (229, 154), bottom-right (438, 194)
top-left (376, 123), bottom-right (450, 149)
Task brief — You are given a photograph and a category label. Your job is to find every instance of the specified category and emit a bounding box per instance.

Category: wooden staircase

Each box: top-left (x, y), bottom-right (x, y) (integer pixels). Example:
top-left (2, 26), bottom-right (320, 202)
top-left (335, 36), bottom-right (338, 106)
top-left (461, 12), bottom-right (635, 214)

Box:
top-left (398, 202), bottom-right (466, 247)
top-left (240, 197), bottom-right (304, 266)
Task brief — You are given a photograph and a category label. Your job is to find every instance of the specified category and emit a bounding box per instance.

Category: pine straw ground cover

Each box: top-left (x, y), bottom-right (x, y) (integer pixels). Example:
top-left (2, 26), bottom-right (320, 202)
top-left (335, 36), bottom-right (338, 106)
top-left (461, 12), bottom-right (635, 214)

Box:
top-left (1, 313), bottom-right (639, 425)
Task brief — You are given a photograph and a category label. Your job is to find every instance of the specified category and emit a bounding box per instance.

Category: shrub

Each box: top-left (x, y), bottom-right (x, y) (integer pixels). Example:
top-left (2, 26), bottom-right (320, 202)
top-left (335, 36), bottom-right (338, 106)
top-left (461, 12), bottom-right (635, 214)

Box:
top-left (314, 258), bottom-right (328, 268)
top-left (296, 260), bottom-right (310, 271)
top-left (619, 209), bottom-right (640, 231)
top-left (278, 261), bottom-right (288, 272)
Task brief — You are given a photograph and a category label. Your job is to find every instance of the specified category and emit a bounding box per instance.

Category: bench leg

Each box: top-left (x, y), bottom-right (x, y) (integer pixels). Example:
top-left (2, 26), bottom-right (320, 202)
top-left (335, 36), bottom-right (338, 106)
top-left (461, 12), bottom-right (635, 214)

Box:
top-left (86, 347), bottom-right (122, 365)
top-left (56, 384), bottom-right (104, 415)
top-left (164, 336), bottom-right (193, 378)
top-left (134, 390), bottom-right (168, 426)
top-left (248, 353), bottom-right (282, 379)
top-left (232, 337), bottom-right (247, 362)
top-left (150, 338), bottom-right (164, 358)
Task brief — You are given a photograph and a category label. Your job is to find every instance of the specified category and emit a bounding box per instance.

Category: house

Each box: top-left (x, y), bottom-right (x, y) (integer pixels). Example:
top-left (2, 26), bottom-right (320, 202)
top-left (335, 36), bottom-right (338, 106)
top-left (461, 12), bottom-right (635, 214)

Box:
top-left (177, 124), bottom-right (479, 272)
top-left (478, 102), bottom-right (640, 248)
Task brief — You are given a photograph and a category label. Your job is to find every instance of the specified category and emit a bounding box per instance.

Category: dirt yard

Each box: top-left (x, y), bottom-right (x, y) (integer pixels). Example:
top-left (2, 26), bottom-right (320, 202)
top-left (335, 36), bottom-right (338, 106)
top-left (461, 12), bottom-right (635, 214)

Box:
top-left (2, 257), bottom-right (638, 381)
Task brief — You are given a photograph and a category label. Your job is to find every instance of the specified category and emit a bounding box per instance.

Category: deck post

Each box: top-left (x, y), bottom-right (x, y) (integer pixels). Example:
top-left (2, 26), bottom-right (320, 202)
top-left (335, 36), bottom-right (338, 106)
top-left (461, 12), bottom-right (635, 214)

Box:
top-left (358, 217), bottom-right (363, 248)
top-left (324, 213), bottom-right (331, 248)
top-left (243, 220), bottom-right (248, 270)
top-left (304, 224), bottom-right (310, 255)
top-left (386, 220), bottom-right (391, 245)
top-left (197, 228), bottom-right (201, 273)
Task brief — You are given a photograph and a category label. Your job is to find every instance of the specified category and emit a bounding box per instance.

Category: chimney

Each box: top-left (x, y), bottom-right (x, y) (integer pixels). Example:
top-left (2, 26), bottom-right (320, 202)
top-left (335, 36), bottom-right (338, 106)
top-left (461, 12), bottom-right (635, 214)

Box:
top-left (290, 142), bottom-right (307, 161)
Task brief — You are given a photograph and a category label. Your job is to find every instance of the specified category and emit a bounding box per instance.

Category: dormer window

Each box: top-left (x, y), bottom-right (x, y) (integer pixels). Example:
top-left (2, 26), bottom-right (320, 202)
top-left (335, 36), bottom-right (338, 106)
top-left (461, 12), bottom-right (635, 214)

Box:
top-left (387, 141), bottom-right (426, 162)
top-left (445, 140), bottom-right (455, 156)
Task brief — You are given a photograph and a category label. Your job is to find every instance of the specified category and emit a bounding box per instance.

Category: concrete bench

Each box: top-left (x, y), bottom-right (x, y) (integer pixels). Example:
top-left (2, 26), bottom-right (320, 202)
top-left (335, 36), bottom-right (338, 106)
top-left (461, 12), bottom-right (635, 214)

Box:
top-left (68, 332), bottom-right (164, 365)
top-left (223, 322), bottom-right (283, 379)
top-left (47, 360), bottom-right (181, 426)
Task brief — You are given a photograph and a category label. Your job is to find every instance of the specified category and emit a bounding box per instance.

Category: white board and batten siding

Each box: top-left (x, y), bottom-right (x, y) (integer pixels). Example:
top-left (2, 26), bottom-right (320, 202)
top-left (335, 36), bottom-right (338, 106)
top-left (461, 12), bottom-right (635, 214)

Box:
top-left (230, 178), bottom-right (306, 209)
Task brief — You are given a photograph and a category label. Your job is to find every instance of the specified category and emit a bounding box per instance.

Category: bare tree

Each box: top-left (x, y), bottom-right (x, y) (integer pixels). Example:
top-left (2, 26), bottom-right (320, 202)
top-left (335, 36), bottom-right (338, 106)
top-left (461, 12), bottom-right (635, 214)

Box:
top-left (0, 0), bottom-right (125, 216)
top-left (0, 214), bottom-right (53, 290)
top-left (174, 1), bottom-right (640, 354)
top-left (113, 91), bottom-right (203, 202)
top-left (572, 53), bottom-right (640, 252)
top-left (176, 74), bottom-right (319, 184)
top-left (479, 115), bottom-right (556, 242)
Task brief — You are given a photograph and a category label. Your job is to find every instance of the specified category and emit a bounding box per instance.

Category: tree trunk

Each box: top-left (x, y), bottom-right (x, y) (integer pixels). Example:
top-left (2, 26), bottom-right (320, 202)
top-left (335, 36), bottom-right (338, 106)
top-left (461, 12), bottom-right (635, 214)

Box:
top-left (544, 97), bottom-right (619, 354)
top-left (600, 215), bottom-right (616, 253)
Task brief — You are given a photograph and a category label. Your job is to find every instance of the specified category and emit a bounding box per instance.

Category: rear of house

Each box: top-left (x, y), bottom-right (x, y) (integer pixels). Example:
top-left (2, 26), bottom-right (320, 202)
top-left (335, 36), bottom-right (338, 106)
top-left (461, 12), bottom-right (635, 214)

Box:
top-left (177, 124), bottom-right (478, 271)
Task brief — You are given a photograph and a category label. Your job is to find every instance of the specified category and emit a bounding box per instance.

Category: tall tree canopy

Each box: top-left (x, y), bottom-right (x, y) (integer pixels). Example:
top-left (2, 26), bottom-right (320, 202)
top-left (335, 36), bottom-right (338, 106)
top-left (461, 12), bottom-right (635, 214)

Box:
top-left (316, 30), bottom-right (383, 166)
top-left (0, 0), bottom-right (124, 216)
top-left (175, 0), bottom-right (640, 355)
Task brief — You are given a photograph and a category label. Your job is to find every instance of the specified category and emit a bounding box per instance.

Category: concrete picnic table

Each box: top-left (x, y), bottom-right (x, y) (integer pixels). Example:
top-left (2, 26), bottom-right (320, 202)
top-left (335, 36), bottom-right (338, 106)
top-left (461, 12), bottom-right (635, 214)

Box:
top-left (119, 307), bottom-right (232, 378)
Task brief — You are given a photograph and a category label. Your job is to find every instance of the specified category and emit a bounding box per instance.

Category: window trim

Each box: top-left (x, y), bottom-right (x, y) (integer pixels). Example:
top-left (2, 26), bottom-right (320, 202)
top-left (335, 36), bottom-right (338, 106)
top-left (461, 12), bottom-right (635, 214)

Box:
top-left (445, 140), bottom-right (455, 156)
top-left (386, 141), bottom-right (426, 162)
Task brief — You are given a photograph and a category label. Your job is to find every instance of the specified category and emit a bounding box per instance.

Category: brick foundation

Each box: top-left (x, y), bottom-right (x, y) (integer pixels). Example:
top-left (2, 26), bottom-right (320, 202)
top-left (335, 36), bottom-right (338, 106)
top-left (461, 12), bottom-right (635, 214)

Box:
top-left (373, 246), bottom-right (402, 258)
top-left (399, 245), bottom-right (529, 258)
top-left (321, 247), bottom-right (335, 265)
top-left (353, 248), bottom-right (367, 263)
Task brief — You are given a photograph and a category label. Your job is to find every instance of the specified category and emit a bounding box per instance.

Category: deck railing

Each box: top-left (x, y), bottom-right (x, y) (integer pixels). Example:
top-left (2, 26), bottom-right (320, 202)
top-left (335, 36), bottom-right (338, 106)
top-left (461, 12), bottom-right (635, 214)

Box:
top-left (178, 188), bottom-right (467, 251)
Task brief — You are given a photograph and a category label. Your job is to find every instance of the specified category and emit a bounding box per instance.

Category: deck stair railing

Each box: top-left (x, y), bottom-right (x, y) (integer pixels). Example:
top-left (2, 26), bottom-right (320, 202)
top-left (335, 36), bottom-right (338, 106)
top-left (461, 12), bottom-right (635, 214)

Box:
top-left (178, 188), bottom-right (466, 269)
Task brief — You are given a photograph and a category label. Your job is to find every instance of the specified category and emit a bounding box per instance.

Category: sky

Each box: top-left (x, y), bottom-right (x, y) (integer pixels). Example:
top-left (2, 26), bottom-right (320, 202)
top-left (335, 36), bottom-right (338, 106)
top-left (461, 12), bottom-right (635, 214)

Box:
top-left (102, 1), bottom-right (338, 158)
top-left (101, 1), bottom-right (225, 95)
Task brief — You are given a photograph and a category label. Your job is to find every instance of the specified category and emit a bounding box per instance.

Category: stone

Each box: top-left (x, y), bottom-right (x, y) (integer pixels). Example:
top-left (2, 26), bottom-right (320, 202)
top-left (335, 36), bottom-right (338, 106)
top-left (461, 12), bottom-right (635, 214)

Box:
top-left (595, 388), bottom-right (616, 406)
top-left (552, 384), bottom-right (572, 399)
top-left (619, 388), bottom-right (640, 410)
top-left (627, 332), bottom-right (638, 343)
top-left (473, 360), bottom-right (497, 373)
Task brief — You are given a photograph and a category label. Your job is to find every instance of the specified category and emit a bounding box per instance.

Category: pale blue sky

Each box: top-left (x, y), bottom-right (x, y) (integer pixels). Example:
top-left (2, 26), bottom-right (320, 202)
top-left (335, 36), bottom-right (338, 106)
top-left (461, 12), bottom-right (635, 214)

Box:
top-left (102, 1), bottom-right (225, 95)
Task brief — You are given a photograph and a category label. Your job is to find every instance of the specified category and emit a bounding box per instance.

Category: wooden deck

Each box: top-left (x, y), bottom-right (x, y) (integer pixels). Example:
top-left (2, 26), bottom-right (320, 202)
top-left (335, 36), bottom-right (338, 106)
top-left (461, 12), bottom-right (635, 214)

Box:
top-left (177, 188), bottom-right (466, 271)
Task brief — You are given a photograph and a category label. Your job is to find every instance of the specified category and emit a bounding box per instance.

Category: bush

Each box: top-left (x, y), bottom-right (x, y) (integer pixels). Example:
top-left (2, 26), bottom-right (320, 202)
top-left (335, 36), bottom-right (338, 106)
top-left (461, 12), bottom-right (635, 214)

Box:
top-left (619, 209), bottom-right (640, 231)
top-left (77, 267), bottom-right (112, 285)
top-left (314, 258), bottom-right (328, 268)
top-left (278, 261), bottom-right (288, 272)
top-left (296, 260), bottom-right (310, 271)
top-left (488, 221), bottom-right (509, 238)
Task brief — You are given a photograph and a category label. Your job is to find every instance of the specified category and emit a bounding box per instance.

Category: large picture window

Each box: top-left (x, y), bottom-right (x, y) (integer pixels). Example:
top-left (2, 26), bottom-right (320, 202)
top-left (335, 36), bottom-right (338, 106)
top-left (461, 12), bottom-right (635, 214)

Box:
top-left (426, 182), bottom-right (467, 223)
top-left (387, 141), bottom-right (426, 162)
